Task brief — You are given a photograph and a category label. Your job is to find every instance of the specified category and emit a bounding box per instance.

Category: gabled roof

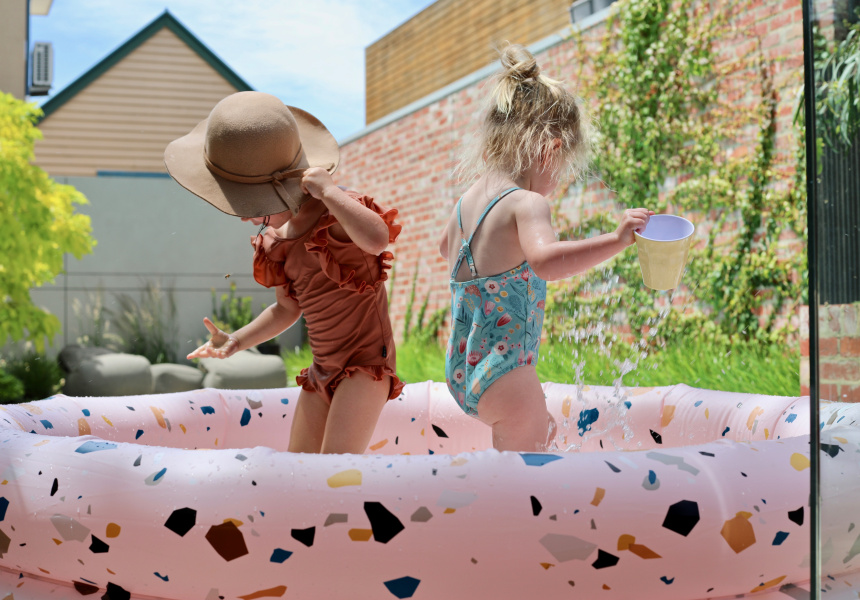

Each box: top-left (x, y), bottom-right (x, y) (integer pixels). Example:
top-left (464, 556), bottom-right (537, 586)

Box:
top-left (38, 10), bottom-right (252, 121)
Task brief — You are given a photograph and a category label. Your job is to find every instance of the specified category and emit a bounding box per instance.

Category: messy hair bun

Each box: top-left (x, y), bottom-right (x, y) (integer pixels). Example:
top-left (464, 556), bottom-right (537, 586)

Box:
top-left (458, 44), bottom-right (593, 183)
top-left (494, 45), bottom-right (555, 113)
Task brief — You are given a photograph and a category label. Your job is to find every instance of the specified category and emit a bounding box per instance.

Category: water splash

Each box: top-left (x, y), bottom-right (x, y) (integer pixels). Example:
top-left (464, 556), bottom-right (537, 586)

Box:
top-left (547, 265), bottom-right (680, 453)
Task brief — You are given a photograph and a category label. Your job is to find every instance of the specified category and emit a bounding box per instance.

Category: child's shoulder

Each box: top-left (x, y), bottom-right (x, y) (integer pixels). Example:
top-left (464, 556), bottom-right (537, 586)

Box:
top-left (457, 186), bottom-right (546, 219)
top-left (510, 188), bottom-right (546, 202)
top-left (325, 187), bottom-right (401, 245)
top-left (508, 189), bottom-right (553, 220)
top-left (499, 187), bottom-right (549, 210)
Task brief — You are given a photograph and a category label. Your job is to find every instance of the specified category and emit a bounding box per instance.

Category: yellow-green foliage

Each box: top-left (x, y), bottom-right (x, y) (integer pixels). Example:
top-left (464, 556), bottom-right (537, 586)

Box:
top-left (0, 93), bottom-right (95, 350)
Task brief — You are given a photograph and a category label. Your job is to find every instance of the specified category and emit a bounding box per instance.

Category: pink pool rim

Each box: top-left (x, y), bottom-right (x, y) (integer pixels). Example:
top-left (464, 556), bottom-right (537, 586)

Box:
top-left (1, 382), bottom-right (859, 599)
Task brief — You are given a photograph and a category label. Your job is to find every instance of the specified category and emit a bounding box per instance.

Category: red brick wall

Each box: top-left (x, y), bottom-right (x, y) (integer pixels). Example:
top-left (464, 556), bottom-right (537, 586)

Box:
top-left (800, 304), bottom-right (860, 402)
top-left (336, 0), bottom-right (805, 342)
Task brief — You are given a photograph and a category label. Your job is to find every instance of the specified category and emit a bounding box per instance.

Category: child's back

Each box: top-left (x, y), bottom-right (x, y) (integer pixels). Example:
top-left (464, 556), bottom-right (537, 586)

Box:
top-left (440, 45), bottom-right (652, 452)
top-left (446, 180), bottom-right (529, 280)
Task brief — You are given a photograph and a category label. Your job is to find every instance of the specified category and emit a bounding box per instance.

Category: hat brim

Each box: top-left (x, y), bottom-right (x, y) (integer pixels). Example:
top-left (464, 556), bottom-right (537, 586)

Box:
top-left (164, 105), bottom-right (340, 217)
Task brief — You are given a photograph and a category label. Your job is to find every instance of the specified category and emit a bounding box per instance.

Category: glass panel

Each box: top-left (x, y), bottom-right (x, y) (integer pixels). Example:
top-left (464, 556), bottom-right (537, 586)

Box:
top-left (805, 0), bottom-right (860, 596)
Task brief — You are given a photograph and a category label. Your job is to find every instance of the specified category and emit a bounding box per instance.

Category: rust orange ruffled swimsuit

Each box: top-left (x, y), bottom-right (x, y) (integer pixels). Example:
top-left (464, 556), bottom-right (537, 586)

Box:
top-left (251, 191), bottom-right (404, 403)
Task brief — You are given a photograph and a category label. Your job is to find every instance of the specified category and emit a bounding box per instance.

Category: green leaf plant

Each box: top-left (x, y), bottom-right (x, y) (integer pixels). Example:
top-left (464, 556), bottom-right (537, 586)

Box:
top-left (211, 282), bottom-right (255, 333)
top-left (549, 0), bottom-right (806, 359)
top-left (0, 93), bottom-right (95, 351)
top-left (809, 18), bottom-right (860, 148)
top-left (401, 263), bottom-right (447, 347)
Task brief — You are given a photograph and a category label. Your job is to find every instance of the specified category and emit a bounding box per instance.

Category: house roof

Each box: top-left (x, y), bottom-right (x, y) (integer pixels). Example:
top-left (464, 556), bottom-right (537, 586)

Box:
top-left (38, 10), bottom-right (252, 122)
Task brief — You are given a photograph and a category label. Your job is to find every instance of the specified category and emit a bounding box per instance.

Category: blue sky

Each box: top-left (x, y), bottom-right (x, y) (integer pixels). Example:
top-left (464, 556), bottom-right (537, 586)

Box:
top-left (29, 0), bottom-right (436, 141)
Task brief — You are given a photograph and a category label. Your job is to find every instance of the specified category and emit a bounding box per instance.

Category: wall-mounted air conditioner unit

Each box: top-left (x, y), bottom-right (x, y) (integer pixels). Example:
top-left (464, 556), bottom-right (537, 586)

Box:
top-left (29, 42), bottom-right (53, 96)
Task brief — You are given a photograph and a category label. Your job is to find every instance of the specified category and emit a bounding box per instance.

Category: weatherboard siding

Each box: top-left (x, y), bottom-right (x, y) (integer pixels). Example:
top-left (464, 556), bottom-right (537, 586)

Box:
top-left (365, 0), bottom-right (572, 124)
top-left (35, 28), bottom-right (240, 176)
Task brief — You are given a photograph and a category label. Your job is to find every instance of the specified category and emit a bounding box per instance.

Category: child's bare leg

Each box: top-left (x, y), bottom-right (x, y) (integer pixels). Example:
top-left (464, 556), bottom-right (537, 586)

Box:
top-left (287, 389), bottom-right (329, 453)
top-left (321, 372), bottom-right (390, 454)
top-left (476, 367), bottom-right (556, 452)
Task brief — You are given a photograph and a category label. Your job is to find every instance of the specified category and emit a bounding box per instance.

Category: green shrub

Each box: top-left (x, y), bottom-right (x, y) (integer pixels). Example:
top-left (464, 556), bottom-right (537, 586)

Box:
top-left (0, 366), bottom-right (24, 404)
top-left (401, 265), bottom-right (446, 346)
top-left (4, 350), bottom-right (63, 401)
top-left (72, 288), bottom-right (122, 348)
top-left (211, 283), bottom-right (256, 333)
top-left (107, 282), bottom-right (178, 364)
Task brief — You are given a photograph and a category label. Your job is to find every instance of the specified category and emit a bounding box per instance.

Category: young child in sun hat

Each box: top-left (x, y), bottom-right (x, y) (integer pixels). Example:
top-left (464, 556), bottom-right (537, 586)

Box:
top-left (165, 91), bottom-right (403, 454)
top-left (440, 44), bottom-right (653, 452)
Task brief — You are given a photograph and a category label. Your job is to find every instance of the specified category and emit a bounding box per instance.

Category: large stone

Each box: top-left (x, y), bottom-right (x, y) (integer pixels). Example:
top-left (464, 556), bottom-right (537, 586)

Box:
top-left (150, 363), bottom-right (204, 394)
top-left (198, 349), bottom-right (286, 390)
top-left (60, 347), bottom-right (152, 397)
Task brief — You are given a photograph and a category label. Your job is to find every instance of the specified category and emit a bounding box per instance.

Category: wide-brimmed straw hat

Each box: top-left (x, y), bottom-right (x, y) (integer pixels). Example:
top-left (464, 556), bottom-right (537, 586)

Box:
top-left (164, 91), bottom-right (339, 217)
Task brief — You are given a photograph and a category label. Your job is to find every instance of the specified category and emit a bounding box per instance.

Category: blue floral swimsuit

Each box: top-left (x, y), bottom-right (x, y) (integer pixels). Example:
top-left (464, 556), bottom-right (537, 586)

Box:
top-left (445, 187), bottom-right (547, 416)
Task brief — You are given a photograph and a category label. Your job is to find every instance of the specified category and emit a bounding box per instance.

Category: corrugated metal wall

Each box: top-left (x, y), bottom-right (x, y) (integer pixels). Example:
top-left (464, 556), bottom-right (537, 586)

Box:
top-left (818, 134), bottom-right (860, 303)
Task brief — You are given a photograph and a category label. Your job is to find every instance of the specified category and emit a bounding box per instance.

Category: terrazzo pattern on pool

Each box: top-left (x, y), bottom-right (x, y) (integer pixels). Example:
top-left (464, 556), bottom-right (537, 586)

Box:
top-left (1, 382), bottom-right (859, 599)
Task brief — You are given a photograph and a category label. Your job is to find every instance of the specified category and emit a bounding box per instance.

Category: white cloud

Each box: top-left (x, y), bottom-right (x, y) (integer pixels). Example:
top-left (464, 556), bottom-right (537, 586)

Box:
top-left (31, 0), bottom-right (434, 139)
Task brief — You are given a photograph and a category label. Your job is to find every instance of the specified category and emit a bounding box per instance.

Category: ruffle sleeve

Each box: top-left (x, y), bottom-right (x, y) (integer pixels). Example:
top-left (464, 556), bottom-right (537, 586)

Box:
top-left (250, 231), bottom-right (296, 298)
top-left (304, 192), bottom-right (401, 294)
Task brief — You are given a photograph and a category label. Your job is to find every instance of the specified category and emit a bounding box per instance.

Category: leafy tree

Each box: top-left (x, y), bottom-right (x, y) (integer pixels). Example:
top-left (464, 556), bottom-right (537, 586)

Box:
top-left (0, 92), bottom-right (95, 350)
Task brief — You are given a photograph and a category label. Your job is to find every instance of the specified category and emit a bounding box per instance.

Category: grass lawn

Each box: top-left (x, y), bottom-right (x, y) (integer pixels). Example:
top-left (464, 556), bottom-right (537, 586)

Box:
top-left (536, 339), bottom-right (800, 396)
top-left (284, 338), bottom-right (800, 397)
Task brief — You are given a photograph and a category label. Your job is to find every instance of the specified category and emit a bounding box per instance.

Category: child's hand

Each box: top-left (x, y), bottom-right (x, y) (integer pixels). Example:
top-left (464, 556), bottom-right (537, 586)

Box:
top-left (615, 208), bottom-right (655, 246)
top-left (300, 167), bottom-right (337, 200)
top-left (187, 317), bottom-right (240, 360)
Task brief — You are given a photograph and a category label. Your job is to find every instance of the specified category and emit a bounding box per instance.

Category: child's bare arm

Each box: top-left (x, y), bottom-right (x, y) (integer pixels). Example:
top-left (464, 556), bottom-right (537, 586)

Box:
top-left (439, 222), bottom-right (450, 260)
top-left (301, 167), bottom-right (390, 255)
top-left (187, 285), bottom-right (302, 359)
top-left (516, 193), bottom-right (652, 281)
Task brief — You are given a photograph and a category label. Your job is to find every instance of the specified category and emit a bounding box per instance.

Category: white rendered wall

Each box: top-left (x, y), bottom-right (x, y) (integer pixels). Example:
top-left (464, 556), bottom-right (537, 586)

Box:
top-left (25, 175), bottom-right (304, 362)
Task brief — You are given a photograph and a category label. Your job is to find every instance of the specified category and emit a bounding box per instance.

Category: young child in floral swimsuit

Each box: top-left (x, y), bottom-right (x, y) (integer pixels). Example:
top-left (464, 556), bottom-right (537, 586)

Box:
top-left (440, 45), bottom-right (653, 452)
top-left (165, 91), bottom-right (403, 454)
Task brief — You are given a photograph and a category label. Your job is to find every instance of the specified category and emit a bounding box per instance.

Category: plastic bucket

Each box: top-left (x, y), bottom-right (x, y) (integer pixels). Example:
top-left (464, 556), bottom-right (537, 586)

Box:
top-left (634, 214), bottom-right (695, 291)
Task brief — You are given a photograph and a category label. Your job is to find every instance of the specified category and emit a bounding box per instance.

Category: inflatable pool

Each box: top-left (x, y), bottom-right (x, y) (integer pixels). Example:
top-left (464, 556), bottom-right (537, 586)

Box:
top-left (1, 382), bottom-right (859, 599)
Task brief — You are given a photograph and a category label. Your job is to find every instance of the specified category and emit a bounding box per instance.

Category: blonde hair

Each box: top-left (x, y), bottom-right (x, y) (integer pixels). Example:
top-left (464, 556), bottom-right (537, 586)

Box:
top-left (458, 44), bottom-right (593, 183)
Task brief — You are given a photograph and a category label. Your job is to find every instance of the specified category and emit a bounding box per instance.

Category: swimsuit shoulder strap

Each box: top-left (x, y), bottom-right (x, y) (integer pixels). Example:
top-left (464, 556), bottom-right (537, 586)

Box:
top-left (456, 195), bottom-right (466, 239)
top-left (451, 187), bottom-right (521, 279)
top-left (465, 187), bottom-right (521, 245)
